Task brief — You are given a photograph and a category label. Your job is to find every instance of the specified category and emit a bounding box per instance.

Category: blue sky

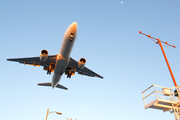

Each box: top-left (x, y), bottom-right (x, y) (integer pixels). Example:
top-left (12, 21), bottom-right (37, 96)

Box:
top-left (1, 0), bottom-right (180, 120)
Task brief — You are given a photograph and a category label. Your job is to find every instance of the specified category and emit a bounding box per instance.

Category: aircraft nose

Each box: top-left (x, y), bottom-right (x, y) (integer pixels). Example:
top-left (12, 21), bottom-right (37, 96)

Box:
top-left (70, 22), bottom-right (78, 33)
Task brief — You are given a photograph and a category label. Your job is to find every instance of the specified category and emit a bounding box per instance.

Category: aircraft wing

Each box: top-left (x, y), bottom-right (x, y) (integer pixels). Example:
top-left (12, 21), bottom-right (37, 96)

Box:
top-left (7, 55), bottom-right (57, 67)
top-left (67, 57), bottom-right (103, 79)
top-left (7, 55), bottom-right (103, 79)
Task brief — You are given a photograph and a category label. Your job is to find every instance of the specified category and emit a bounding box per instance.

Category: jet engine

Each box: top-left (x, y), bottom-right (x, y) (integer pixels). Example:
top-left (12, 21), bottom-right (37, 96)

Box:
top-left (78, 58), bottom-right (86, 69)
top-left (40, 49), bottom-right (48, 61)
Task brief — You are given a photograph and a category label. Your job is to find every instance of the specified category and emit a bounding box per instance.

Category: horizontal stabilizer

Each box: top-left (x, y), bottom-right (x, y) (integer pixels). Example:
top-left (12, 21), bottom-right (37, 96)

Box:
top-left (38, 82), bottom-right (68, 90)
top-left (56, 84), bottom-right (68, 90)
top-left (38, 82), bottom-right (51, 86)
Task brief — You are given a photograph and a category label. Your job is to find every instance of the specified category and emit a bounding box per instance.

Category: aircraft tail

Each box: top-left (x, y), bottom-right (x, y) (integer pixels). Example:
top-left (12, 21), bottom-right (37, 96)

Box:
top-left (38, 82), bottom-right (68, 90)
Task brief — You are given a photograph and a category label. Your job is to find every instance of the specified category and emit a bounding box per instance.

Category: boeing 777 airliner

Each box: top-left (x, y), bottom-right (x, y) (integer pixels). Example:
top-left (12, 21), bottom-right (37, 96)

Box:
top-left (7, 22), bottom-right (103, 90)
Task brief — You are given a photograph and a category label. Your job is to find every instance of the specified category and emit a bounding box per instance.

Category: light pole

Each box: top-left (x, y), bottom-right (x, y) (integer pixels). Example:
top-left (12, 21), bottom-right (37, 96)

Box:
top-left (45, 108), bottom-right (62, 120)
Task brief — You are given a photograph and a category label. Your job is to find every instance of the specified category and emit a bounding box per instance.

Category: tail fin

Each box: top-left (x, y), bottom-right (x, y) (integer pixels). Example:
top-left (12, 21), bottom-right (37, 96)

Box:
top-left (38, 82), bottom-right (68, 90)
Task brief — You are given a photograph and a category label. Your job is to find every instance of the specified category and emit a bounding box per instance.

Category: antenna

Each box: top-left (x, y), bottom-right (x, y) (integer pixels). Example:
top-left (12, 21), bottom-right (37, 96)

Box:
top-left (139, 31), bottom-right (177, 87)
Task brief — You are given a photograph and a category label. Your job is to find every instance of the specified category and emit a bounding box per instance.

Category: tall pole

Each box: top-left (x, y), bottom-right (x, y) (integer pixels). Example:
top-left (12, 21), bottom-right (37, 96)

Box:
top-left (157, 39), bottom-right (178, 87)
top-left (45, 108), bottom-right (49, 120)
top-left (139, 31), bottom-right (178, 87)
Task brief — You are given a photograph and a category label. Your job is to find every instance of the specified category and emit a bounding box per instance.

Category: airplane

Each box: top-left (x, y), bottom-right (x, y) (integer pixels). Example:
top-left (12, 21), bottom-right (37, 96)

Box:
top-left (7, 22), bottom-right (103, 90)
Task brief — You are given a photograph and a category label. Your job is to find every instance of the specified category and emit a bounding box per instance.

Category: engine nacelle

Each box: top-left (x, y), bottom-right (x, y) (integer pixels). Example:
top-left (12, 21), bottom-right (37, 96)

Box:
top-left (78, 58), bottom-right (86, 69)
top-left (40, 49), bottom-right (48, 61)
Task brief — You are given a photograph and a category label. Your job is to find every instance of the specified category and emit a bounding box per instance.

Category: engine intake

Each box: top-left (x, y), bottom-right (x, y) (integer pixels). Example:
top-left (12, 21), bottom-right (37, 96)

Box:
top-left (40, 49), bottom-right (48, 61)
top-left (78, 58), bottom-right (86, 69)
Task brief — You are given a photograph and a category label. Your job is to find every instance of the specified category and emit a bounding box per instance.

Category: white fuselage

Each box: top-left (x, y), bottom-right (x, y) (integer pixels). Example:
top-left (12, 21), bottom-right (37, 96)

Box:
top-left (51, 22), bottom-right (77, 88)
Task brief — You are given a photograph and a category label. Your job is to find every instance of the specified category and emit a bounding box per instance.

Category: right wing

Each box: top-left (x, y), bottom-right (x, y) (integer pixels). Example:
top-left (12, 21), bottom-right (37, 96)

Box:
top-left (7, 55), bottom-right (57, 68)
top-left (67, 57), bottom-right (103, 79)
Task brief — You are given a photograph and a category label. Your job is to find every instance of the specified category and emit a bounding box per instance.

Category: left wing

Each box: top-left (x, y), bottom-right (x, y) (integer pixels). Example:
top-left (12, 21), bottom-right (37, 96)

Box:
top-left (7, 55), bottom-right (57, 67)
top-left (67, 57), bottom-right (103, 79)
